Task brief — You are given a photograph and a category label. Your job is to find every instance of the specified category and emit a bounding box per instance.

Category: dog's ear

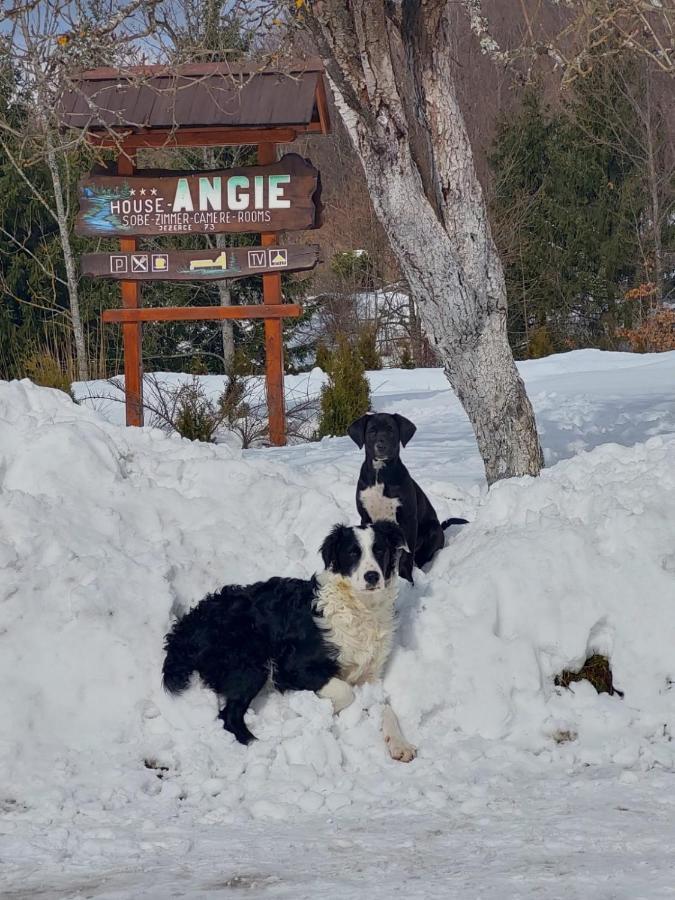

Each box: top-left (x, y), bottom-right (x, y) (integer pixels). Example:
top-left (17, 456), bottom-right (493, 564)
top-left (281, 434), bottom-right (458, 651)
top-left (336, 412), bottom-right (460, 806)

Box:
top-left (320, 524), bottom-right (348, 570)
top-left (393, 414), bottom-right (416, 447)
top-left (374, 521), bottom-right (409, 554)
top-left (347, 414), bottom-right (369, 449)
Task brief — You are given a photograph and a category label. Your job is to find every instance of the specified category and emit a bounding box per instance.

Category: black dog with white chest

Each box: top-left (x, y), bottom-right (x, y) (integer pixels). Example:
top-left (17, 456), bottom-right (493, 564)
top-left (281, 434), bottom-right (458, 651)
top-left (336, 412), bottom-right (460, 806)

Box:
top-left (349, 413), bottom-right (467, 583)
top-left (162, 521), bottom-right (416, 762)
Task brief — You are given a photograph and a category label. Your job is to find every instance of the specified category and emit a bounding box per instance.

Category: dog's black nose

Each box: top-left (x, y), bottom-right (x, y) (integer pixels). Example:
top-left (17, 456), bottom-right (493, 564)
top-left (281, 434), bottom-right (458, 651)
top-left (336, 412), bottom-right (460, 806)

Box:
top-left (364, 570), bottom-right (380, 587)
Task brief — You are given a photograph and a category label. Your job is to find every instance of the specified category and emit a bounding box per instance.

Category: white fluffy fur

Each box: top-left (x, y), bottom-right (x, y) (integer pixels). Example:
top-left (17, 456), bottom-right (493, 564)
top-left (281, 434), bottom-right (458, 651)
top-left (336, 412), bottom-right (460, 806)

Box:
top-left (317, 677), bottom-right (354, 713)
top-left (314, 570), bottom-right (397, 686)
top-left (314, 539), bottom-right (417, 763)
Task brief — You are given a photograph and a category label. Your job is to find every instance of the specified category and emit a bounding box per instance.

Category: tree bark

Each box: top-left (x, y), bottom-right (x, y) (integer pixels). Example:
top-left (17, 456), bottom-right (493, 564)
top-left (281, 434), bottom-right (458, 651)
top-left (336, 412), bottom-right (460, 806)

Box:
top-left (643, 73), bottom-right (663, 307)
top-left (306, 0), bottom-right (542, 484)
top-left (216, 234), bottom-right (236, 369)
top-left (206, 149), bottom-right (236, 370)
top-left (407, 294), bottom-right (423, 366)
top-left (45, 135), bottom-right (89, 383)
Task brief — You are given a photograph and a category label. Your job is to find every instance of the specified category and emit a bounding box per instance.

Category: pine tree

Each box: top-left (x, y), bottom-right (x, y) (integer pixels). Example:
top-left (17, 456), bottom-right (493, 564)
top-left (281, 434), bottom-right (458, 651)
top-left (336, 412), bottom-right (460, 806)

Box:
top-left (318, 336), bottom-right (370, 438)
top-left (490, 60), bottom-right (644, 357)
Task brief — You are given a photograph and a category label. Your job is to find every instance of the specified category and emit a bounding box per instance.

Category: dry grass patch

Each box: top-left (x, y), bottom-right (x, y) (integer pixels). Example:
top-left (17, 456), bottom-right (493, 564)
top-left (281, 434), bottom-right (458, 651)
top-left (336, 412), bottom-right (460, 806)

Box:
top-left (555, 654), bottom-right (624, 698)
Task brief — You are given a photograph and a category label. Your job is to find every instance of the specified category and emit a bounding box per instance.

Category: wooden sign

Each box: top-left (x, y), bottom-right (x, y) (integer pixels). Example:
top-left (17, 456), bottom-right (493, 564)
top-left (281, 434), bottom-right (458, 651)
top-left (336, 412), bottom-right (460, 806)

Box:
top-left (102, 304), bottom-right (302, 323)
top-left (81, 244), bottom-right (319, 281)
top-left (75, 154), bottom-right (321, 237)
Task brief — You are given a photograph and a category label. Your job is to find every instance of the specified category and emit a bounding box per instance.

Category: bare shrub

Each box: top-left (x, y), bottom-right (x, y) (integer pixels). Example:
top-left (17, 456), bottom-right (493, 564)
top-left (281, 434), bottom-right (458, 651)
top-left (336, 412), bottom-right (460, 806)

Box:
top-left (136, 372), bottom-right (318, 448)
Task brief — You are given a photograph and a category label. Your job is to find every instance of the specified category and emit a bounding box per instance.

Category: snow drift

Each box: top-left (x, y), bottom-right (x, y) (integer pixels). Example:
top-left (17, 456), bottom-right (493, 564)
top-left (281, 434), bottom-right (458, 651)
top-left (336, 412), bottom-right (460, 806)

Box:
top-left (1, 353), bottom-right (675, 827)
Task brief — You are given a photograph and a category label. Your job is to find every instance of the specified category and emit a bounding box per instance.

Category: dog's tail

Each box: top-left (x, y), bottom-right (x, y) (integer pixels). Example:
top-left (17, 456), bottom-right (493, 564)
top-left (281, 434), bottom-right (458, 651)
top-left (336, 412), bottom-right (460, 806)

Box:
top-left (441, 517), bottom-right (469, 529)
top-left (162, 616), bottom-right (197, 695)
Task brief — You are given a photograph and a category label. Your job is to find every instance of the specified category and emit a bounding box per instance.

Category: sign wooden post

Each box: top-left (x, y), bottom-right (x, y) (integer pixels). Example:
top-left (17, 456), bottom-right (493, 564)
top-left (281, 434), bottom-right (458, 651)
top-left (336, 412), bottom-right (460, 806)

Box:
top-left (81, 149), bottom-right (320, 442)
top-left (117, 152), bottom-right (143, 427)
top-left (258, 142), bottom-right (286, 446)
top-left (65, 61), bottom-right (331, 444)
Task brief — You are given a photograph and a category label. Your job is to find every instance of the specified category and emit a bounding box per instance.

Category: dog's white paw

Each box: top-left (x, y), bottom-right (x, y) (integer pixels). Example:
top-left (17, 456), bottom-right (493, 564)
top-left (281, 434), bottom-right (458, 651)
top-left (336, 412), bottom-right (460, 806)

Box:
top-left (318, 677), bottom-right (354, 714)
top-left (385, 734), bottom-right (417, 763)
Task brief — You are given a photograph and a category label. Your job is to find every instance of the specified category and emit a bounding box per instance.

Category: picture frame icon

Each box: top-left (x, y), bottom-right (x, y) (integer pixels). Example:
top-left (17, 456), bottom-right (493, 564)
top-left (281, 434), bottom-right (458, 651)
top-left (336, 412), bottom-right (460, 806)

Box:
top-left (110, 255), bottom-right (128, 274)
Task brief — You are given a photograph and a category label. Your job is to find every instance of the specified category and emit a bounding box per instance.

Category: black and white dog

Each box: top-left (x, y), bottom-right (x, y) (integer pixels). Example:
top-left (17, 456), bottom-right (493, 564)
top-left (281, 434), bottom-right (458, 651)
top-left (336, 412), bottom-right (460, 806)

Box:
top-left (162, 522), bottom-right (416, 762)
top-left (349, 413), bottom-right (467, 583)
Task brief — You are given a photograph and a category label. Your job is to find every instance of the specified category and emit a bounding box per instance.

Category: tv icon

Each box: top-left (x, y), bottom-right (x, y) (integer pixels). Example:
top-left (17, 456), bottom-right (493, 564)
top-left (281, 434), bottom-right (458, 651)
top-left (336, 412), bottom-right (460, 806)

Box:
top-left (248, 250), bottom-right (266, 269)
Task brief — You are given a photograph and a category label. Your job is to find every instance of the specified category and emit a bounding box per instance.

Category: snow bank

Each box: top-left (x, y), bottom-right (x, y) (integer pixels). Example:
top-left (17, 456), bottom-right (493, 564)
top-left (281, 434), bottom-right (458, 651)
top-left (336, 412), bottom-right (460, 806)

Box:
top-left (74, 350), bottom-right (675, 482)
top-left (1, 354), bottom-right (675, 830)
top-left (390, 438), bottom-right (675, 766)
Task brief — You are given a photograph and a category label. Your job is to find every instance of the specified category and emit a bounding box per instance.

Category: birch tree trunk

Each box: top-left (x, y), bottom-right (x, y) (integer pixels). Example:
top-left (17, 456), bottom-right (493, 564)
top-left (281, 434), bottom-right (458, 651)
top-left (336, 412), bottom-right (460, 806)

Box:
top-left (44, 135), bottom-right (89, 383)
top-left (206, 149), bottom-right (236, 369)
top-left (216, 234), bottom-right (236, 369)
top-left (643, 74), bottom-right (663, 307)
top-left (306, 1), bottom-right (543, 484)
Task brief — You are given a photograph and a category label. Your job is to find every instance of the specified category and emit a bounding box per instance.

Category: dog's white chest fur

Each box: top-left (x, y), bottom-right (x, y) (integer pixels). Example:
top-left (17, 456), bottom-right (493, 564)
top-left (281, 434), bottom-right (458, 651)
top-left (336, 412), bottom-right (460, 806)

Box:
top-left (359, 482), bottom-right (400, 524)
top-left (315, 573), bottom-right (396, 685)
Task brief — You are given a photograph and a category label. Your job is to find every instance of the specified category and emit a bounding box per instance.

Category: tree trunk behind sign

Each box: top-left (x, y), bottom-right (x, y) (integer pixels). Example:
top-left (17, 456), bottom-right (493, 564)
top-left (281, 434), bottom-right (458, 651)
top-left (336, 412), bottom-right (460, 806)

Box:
top-left (44, 136), bottom-right (89, 383)
top-left (215, 232), bottom-right (235, 370)
top-left (306, 1), bottom-right (543, 484)
top-left (207, 148), bottom-right (235, 371)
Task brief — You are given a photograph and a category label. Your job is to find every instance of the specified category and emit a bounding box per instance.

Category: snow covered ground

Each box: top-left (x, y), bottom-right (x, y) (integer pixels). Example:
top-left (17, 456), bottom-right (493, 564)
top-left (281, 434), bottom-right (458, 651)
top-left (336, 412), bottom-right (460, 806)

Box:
top-left (2, 350), bottom-right (675, 898)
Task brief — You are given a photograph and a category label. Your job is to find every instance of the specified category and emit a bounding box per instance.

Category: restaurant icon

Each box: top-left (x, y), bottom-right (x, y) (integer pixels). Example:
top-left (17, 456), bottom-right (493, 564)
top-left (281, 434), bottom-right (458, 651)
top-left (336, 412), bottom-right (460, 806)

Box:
top-left (131, 254), bottom-right (149, 273)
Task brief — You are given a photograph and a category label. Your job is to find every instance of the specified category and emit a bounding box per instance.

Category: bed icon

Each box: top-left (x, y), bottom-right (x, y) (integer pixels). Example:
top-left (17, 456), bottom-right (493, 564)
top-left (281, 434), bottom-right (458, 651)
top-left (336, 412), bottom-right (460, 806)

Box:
top-left (190, 251), bottom-right (227, 271)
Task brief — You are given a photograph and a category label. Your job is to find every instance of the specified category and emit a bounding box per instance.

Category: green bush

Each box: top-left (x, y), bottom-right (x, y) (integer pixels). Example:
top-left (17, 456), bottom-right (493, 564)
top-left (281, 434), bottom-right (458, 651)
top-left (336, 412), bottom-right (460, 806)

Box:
top-left (399, 344), bottom-right (415, 369)
top-left (318, 336), bottom-right (370, 438)
top-left (330, 250), bottom-right (376, 289)
top-left (357, 325), bottom-right (382, 370)
top-left (173, 379), bottom-right (220, 442)
top-left (527, 326), bottom-right (555, 359)
top-left (218, 367), bottom-right (248, 425)
top-left (189, 355), bottom-right (209, 375)
top-left (22, 349), bottom-right (74, 398)
top-left (315, 341), bottom-right (332, 373)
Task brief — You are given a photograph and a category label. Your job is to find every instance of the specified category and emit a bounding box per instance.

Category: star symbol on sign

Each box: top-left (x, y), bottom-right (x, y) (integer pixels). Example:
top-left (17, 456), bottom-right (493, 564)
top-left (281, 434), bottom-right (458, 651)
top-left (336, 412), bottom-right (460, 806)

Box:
top-left (129, 188), bottom-right (136, 196)
top-left (139, 188), bottom-right (146, 196)
top-left (150, 187), bottom-right (157, 195)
